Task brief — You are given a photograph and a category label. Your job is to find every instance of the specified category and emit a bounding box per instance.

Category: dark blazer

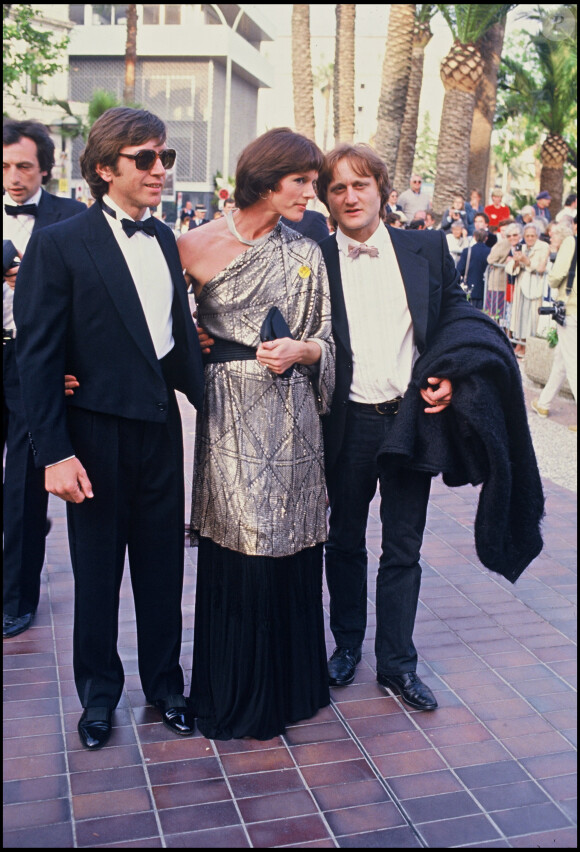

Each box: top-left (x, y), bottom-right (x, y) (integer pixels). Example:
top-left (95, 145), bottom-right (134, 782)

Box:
top-left (456, 241), bottom-right (491, 301)
top-left (319, 225), bottom-right (466, 474)
top-left (188, 217), bottom-right (210, 229)
top-left (280, 210), bottom-right (330, 244)
top-left (14, 202), bottom-right (204, 468)
top-left (32, 188), bottom-right (86, 231)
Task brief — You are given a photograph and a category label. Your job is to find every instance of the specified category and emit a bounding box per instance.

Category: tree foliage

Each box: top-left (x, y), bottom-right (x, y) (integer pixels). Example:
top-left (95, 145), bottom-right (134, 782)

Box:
top-left (436, 4), bottom-right (516, 43)
top-left (3, 4), bottom-right (70, 109)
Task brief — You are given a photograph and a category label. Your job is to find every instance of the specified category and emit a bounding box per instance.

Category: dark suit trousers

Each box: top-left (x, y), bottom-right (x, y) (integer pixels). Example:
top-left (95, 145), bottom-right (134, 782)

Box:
top-left (3, 339), bottom-right (49, 617)
top-left (325, 403), bottom-right (432, 675)
top-left (66, 390), bottom-right (186, 709)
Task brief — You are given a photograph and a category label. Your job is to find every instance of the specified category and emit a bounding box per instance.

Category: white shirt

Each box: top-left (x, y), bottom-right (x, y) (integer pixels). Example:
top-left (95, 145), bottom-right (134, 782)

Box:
top-left (102, 195), bottom-right (174, 359)
top-left (336, 223), bottom-right (418, 402)
top-left (3, 186), bottom-right (43, 332)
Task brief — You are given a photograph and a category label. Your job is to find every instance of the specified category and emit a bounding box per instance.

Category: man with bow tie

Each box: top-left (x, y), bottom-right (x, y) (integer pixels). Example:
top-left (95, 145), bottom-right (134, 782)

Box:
top-left (3, 119), bottom-right (86, 640)
top-left (316, 143), bottom-right (467, 712)
top-left (14, 108), bottom-right (204, 750)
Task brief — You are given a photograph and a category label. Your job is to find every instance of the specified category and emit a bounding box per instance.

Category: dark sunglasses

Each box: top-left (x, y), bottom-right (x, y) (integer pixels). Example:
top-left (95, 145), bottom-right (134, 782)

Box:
top-left (117, 148), bottom-right (176, 171)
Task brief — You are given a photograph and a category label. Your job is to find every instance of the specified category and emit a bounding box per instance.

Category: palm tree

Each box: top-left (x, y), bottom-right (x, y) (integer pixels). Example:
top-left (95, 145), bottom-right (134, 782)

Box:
top-left (375, 5), bottom-right (416, 179)
top-left (432, 4), bottom-right (514, 217)
top-left (291, 5), bottom-right (315, 139)
top-left (123, 4), bottom-right (138, 106)
top-left (333, 5), bottom-right (356, 144)
top-left (313, 62), bottom-right (334, 151)
top-left (467, 19), bottom-right (507, 199)
top-left (497, 17), bottom-right (576, 216)
top-left (393, 5), bottom-right (437, 192)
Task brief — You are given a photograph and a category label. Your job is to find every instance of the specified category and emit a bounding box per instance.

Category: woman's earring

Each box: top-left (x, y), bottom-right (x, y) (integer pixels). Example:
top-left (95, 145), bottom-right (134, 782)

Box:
top-left (260, 189), bottom-right (272, 201)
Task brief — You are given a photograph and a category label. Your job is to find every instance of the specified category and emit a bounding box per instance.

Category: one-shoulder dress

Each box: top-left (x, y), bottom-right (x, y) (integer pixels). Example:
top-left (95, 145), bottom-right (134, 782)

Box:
top-left (189, 222), bottom-right (335, 740)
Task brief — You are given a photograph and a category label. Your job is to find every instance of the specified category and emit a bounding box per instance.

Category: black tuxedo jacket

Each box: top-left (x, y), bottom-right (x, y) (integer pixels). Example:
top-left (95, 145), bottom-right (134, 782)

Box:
top-left (319, 225), bottom-right (466, 474)
top-left (188, 217), bottom-right (210, 229)
top-left (14, 202), bottom-right (205, 468)
top-left (280, 210), bottom-right (330, 245)
top-left (29, 188), bottom-right (86, 232)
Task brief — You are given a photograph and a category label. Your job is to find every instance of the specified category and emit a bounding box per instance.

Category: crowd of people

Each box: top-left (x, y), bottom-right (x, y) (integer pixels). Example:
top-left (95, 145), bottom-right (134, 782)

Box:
top-left (2, 109), bottom-right (572, 752)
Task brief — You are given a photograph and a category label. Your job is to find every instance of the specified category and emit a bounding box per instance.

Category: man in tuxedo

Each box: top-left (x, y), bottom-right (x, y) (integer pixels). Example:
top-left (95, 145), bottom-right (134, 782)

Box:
top-left (3, 119), bottom-right (86, 639)
top-left (316, 143), bottom-right (467, 711)
top-left (14, 108), bottom-right (205, 749)
top-left (188, 203), bottom-right (210, 228)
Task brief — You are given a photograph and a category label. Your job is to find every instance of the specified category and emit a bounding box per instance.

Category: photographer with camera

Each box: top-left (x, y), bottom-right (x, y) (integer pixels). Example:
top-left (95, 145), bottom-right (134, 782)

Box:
top-left (440, 194), bottom-right (469, 234)
top-left (532, 220), bottom-right (577, 430)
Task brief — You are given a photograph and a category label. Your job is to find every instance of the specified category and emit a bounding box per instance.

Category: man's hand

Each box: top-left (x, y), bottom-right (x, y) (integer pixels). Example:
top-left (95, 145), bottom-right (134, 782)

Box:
top-left (420, 377), bottom-right (453, 414)
top-left (65, 374), bottom-right (79, 396)
top-left (45, 458), bottom-right (94, 503)
top-left (3, 263), bottom-right (20, 291)
top-left (196, 322), bottom-right (214, 354)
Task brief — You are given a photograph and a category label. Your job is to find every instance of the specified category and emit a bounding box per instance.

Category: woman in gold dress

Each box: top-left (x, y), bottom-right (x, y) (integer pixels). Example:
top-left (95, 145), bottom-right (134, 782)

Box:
top-left (178, 128), bottom-right (335, 740)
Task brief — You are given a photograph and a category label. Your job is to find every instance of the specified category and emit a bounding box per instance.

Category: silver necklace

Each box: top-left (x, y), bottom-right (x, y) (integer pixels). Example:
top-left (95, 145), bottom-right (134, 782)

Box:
top-left (225, 211), bottom-right (274, 247)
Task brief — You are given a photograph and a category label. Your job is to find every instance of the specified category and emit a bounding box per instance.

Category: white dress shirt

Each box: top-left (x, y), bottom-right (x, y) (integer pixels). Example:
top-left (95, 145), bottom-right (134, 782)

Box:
top-left (102, 195), bottom-right (174, 359)
top-left (3, 186), bottom-right (43, 332)
top-left (336, 223), bottom-right (418, 402)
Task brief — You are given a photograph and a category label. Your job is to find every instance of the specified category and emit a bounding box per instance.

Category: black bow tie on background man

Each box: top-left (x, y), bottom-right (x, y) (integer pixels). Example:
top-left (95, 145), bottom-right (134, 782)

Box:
top-left (120, 218), bottom-right (157, 238)
top-left (5, 203), bottom-right (38, 217)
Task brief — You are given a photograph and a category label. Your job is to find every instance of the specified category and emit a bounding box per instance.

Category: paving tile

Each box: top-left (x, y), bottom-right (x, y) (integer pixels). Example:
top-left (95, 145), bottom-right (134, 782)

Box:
top-left (520, 751), bottom-right (578, 779)
top-left (3, 796), bottom-right (70, 831)
top-left (2, 821), bottom-right (74, 848)
top-left (311, 779), bottom-right (390, 811)
top-left (490, 802), bottom-right (573, 836)
top-left (164, 825), bottom-right (250, 847)
top-left (152, 778), bottom-right (231, 809)
top-left (334, 826), bottom-right (422, 847)
top-left (540, 773), bottom-right (577, 802)
top-left (220, 746), bottom-right (296, 775)
top-left (228, 768), bottom-right (306, 798)
top-left (402, 790), bottom-right (483, 822)
top-left (374, 748), bottom-right (447, 778)
top-left (245, 814), bottom-right (331, 847)
top-left (157, 800), bottom-right (240, 835)
top-left (146, 757), bottom-right (222, 786)
top-left (3, 774), bottom-right (69, 805)
top-left (75, 812), bottom-right (160, 847)
top-left (237, 789), bottom-right (318, 823)
top-left (472, 780), bottom-right (550, 811)
top-left (502, 731), bottom-right (573, 759)
top-left (3, 752), bottom-right (68, 782)
top-left (300, 759), bottom-right (377, 788)
top-left (455, 761), bottom-right (529, 789)
top-left (508, 828), bottom-right (578, 847)
top-left (324, 801), bottom-right (405, 835)
top-left (416, 813), bottom-right (501, 846)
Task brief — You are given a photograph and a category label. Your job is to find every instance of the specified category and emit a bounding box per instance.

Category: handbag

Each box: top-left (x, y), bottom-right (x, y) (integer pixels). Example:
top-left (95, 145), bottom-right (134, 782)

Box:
top-left (260, 306), bottom-right (294, 378)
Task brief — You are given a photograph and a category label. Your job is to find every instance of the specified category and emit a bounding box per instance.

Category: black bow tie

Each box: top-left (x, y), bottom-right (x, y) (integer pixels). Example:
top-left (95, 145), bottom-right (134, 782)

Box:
top-left (5, 203), bottom-right (37, 217)
top-left (120, 217), bottom-right (157, 238)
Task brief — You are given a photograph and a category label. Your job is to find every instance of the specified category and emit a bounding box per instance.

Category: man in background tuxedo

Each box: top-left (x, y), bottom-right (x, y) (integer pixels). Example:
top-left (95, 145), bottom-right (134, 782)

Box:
top-left (14, 108), bottom-right (205, 749)
top-left (316, 143), bottom-right (467, 712)
top-left (3, 119), bottom-right (86, 639)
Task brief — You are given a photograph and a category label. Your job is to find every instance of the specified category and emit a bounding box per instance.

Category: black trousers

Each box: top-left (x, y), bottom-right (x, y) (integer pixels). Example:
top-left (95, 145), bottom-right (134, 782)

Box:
top-left (325, 403), bottom-right (432, 675)
top-left (66, 392), bottom-right (186, 709)
top-left (3, 339), bottom-right (49, 617)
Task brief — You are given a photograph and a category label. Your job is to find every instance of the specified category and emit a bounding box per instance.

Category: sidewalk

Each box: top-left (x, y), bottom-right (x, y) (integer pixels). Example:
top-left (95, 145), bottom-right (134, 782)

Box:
top-left (3, 391), bottom-right (576, 849)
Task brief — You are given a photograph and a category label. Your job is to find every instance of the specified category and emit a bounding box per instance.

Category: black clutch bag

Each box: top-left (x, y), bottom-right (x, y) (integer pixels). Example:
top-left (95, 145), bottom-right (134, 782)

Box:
top-left (260, 306), bottom-right (294, 378)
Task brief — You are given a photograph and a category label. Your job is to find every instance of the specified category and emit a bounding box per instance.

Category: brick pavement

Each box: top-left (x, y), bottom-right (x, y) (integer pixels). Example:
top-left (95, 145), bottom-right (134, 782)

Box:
top-left (3, 394), bottom-right (576, 848)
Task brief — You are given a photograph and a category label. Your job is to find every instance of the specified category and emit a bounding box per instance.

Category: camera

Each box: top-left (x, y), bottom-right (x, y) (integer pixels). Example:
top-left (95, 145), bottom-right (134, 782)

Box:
top-left (538, 301), bottom-right (566, 327)
top-left (515, 242), bottom-right (524, 252)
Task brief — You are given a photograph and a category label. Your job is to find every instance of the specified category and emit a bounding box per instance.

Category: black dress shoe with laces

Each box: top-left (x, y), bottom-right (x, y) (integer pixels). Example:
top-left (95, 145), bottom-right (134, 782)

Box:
top-left (3, 611), bottom-right (35, 639)
top-left (78, 707), bottom-right (113, 749)
top-left (327, 646), bottom-right (362, 686)
top-left (377, 671), bottom-right (438, 710)
top-left (154, 694), bottom-right (195, 736)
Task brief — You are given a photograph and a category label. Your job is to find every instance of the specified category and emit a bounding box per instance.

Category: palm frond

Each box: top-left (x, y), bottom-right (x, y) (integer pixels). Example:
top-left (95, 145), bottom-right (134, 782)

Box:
top-left (437, 4), bottom-right (516, 43)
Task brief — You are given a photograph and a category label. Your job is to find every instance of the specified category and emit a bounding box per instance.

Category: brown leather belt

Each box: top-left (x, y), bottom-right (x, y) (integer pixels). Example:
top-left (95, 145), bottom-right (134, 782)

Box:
top-left (349, 397), bottom-right (402, 415)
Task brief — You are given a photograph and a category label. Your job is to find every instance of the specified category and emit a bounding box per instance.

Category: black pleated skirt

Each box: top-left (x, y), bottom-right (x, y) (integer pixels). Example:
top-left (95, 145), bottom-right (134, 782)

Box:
top-left (190, 537), bottom-right (330, 740)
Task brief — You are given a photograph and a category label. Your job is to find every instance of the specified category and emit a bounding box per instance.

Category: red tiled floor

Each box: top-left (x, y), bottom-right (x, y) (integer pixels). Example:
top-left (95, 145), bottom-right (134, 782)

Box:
top-left (3, 395), bottom-right (577, 847)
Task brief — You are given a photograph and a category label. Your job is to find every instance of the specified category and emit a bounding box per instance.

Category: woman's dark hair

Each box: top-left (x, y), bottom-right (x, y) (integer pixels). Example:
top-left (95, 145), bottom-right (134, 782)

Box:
top-left (234, 127), bottom-right (324, 209)
top-left (3, 119), bottom-right (55, 183)
top-left (80, 107), bottom-right (166, 200)
top-left (473, 229), bottom-right (487, 243)
top-left (316, 143), bottom-right (390, 228)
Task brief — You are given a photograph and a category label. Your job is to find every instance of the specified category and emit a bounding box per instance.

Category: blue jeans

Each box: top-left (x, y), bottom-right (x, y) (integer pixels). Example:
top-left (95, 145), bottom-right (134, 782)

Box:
top-left (325, 403), bottom-right (432, 675)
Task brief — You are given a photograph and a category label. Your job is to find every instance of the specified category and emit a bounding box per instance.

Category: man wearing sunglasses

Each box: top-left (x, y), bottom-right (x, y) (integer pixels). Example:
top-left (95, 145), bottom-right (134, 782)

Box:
top-left (397, 173), bottom-right (432, 222)
top-left (14, 108), bottom-right (205, 750)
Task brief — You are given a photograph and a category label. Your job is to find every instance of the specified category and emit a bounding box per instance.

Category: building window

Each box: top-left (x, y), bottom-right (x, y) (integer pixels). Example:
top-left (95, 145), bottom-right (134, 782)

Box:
top-left (69, 5), bottom-right (85, 25)
top-left (164, 6), bottom-right (181, 25)
top-left (143, 5), bottom-right (160, 25)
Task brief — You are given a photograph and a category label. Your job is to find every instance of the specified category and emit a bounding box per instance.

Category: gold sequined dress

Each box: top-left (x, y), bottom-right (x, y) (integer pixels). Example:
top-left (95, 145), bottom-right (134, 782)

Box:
top-left (190, 222), bottom-right (335, 740)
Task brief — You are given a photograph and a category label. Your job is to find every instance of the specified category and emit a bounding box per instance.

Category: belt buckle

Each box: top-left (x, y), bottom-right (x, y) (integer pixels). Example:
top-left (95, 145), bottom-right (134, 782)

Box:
top-left (374, 399), bottom-right (400, 415)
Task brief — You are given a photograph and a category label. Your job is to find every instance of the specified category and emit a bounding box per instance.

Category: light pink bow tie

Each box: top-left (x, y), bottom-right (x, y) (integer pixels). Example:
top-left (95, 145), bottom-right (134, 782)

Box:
top-left (348, 243), bottom-right (379, 259)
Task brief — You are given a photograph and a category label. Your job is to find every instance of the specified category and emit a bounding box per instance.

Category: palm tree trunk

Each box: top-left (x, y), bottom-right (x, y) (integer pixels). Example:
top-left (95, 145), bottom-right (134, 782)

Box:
top-left (123, 4), bottom-right (137, 106)
top-left (467, 20), bottom-right (506, 199)
top-left (333, 5), bottom-right (356, 145)
top-left (432, 88), bottom-right (476, 216)
top-left (394, 22), bottom-right (432, 192)
top-left (291, 5), bottom-right (315, 140)
top-left (540, 134), bottom-right (569, 216)
top-left (375, 4), bottom-right (416, 178)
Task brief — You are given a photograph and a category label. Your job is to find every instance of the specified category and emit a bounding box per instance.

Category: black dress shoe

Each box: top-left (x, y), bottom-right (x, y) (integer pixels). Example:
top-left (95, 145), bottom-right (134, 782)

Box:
top-left (3, 611), bottom-right (35, 639)
top-left (328, 646), bottom-right (362, 686)
top-left (377, 671), bottom-right (438, 710)
top-left (154, 694), bottom-right (195, 736)
top-left (78, 707), bottom-right (113, 749)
